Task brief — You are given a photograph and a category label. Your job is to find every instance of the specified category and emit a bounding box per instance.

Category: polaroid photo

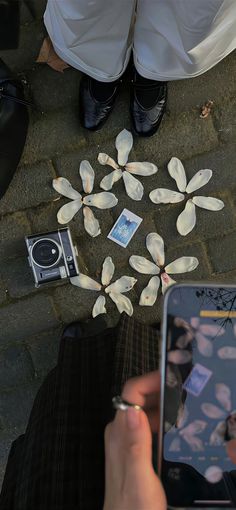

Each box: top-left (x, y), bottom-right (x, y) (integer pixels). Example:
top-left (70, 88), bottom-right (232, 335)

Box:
top-left (107, 208), bottom-right (143, 248)
top-left (183, 363), bottom-right (213, 397)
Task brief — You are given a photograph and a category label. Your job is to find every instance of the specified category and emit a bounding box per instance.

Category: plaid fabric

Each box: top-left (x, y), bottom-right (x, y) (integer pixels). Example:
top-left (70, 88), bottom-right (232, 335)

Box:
top-left (0, 314), bottom-right (160, 510)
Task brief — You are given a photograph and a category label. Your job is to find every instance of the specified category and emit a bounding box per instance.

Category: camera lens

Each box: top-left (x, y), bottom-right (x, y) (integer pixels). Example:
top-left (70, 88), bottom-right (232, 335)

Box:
top-left (32, 239), bottom-right (61, 268)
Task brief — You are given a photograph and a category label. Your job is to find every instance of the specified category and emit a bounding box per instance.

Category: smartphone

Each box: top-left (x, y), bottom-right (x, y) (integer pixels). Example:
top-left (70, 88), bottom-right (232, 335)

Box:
top-left (159, 283), bottom-right (236, 507)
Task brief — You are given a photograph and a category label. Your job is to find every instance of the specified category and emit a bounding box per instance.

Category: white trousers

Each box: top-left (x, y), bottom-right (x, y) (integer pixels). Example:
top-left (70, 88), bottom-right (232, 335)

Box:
top-left (44, 0), bottom-right (236, 82)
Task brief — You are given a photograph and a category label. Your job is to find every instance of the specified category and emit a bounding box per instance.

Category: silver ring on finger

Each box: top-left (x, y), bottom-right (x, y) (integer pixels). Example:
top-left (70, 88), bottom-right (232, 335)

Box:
top-left (112, 395), bottom-right (143, 412)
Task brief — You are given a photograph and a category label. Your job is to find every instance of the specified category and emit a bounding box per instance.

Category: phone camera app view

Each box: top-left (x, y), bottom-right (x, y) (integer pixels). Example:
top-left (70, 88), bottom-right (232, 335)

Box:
top-left (162, 286), bottom-right (236, 507)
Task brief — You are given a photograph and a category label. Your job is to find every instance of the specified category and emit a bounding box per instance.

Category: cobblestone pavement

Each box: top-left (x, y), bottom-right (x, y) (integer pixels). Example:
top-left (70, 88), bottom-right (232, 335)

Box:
top-left (0, 0), bottom-right (236, 488)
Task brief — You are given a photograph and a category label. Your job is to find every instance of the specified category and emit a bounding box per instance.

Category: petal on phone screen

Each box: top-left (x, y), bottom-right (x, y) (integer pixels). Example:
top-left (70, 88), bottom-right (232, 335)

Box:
top-left (168, 350), bottom-right (192, 364)
top-left (169, 437), bottom-right (181, 452)
top-left (166, 364), bottom-right (179, 387)
top-left (215, 383), bottom-right (231, 412)
top-left (218, 347), bottom-right (236, 359)
top-left (176, 404), bottom-right (189, 428)
top-left (204, 466), bottom-right (223, 483)
top-left (195, 332), bottom-right (213, 357)
top-left (201, 403), bottom-right (225, 419)
top-left (182, 434), bottom-right (204, 451)
top-left (199, 324), bottom-right (225, 337)
top-left (180, 420), bottom-right (207, 436)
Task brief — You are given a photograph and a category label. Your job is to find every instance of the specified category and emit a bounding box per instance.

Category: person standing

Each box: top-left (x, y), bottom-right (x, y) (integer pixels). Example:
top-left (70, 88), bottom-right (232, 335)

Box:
top-left (44, 0), bottom-right (236, 136)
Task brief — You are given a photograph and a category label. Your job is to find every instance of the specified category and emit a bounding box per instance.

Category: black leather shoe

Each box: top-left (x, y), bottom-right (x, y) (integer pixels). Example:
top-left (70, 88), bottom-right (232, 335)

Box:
top-left (130, 71), bottom-right (167, 137)
top-left (0, 58), bottom-right (29, 199)
top-left (79, 75), bottom-right (120, 131)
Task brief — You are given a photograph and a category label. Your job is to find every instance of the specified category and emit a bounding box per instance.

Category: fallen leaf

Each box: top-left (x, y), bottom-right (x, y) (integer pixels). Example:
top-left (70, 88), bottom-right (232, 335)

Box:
top-left (36, 37), bottom-right (70, 73)
top-left (200, 100), bottom-right (214, 119)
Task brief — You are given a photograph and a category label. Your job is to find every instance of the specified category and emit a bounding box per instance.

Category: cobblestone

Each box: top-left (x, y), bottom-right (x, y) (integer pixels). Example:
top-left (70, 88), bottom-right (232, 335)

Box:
top-left (52, 283), bottom-right (99, 324)
top-left (26, 327), bottom-right (62, 379)
top-left (0, 284), bottom-right (7, 306)
top-left (0, 345), bottom-right (35, 390)
top-left (130, 109), bottom-right (219, 169)
top-left (168, 51), bottom-right (236, 116)
top-left (0, 160), bottom-right (57, 216)
top-left (28, 65), bottom-right (80, 112)
top-left (22, 109), bottom-right (87, 166)
top-left (0, 295), bottom-right (60, 346)
top-left (0, 257), bottom-right (37, 299)
top-left (183, 143), bottom-right (236, 193)
top-left (206, 231), bottom-right (236, 274)
top-left (214, 96), bottom-right (236, 144)
top-left (0, 212), bottom-right (31, 262)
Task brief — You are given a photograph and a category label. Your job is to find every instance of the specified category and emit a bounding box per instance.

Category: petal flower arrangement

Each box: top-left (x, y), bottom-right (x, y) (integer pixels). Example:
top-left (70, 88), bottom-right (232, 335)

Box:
top-left (70, 256), bottom-right (137, 317)
top-left (98, 129), bottom-right (158, 201)
top-left (129, 232), bottom-right (199, 305)
top-left (149, 157), bottom-right (224, 236)
top-left (53, 161), bottom-right (118, 237)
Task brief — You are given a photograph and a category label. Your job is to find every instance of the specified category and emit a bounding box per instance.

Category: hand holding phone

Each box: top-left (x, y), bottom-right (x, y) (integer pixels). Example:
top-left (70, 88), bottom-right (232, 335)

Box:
top-left (103, 372), bottom-right (167, 510)
top-left (159, 284), bottom-right (236, 507)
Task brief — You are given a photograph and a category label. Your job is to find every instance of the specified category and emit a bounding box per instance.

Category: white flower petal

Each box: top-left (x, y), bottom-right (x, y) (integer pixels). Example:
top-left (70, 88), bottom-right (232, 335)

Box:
top-left (122, 171), bottom-right (143, 201)
top-left (161, 273), bottom-right (176, 294)
top-left (106, 276), bottom-right (137, 294)
top-left (149, 188), bottom-right (185, 204)
top-left (177, 200), bottom-right (196, 236)
top-left (83, 192), bottom-right (118, 209)
top-left (167, 157), bottom-right (187, 192)
top-left (146, 232), bottom-right (165, 267)
top-left (92, 295), bottom-right (107, 318)
top-left (53, 177), bottom-right (82, 200)
top-left (129, 255), bottom-right (160, 275)
top-left (139, 276), bottom-right (160, 306)
top-left (70, 273), bottom-right (101, 291)
top-left (165, 256), bottom-right (199, 274)
top-left (98, 153), bottom-right (120, 170)
top-left (79, 160), bottom-right (95, 194)
top-left (186, 169), bottom-right (212, 193)
top-left (57, 199), bottom-right (82, 224)
top-left (100, 169), bottom-right (123, 191)
top-left (125, 162), bottom-right (158, 176)
top-left (192, 196), bottom-right (224, 211)
top-left (101, 256), bottom-right (115, 286)
top-left (83, 206), bottom-right (101, 237)
top-left (109, 292), bottom-right (133, 316)
top-left (115, 129), bottom-right (133, 166)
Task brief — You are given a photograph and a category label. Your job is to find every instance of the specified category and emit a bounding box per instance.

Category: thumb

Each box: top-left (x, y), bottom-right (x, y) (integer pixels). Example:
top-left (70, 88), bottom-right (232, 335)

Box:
top-left (124, 407), bottom-right (153, 468)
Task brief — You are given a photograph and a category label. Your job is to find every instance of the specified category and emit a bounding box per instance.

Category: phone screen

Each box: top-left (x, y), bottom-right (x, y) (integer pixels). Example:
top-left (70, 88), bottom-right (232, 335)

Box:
top-left (160, 285), bottom-right (236, 507)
